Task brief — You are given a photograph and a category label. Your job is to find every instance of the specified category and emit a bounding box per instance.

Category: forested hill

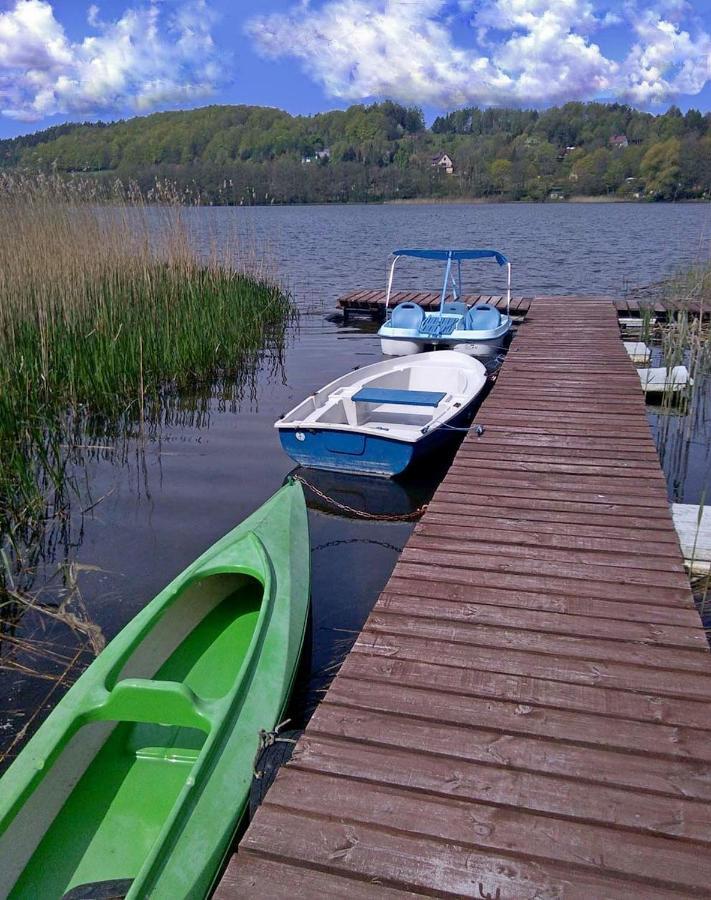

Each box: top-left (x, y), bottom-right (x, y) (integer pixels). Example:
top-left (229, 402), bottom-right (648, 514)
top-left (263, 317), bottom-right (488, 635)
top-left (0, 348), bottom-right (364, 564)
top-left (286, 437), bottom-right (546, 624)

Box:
top-left (2, 101), bottom-right (710, 203)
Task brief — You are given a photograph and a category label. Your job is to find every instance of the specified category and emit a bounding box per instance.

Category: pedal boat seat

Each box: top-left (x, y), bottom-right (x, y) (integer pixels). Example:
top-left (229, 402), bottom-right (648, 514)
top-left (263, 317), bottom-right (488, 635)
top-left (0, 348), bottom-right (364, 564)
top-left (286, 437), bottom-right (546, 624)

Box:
top-left (464, 303), bottom-right (501, 331)
top-left (390, 302), bottom-right (425, 330)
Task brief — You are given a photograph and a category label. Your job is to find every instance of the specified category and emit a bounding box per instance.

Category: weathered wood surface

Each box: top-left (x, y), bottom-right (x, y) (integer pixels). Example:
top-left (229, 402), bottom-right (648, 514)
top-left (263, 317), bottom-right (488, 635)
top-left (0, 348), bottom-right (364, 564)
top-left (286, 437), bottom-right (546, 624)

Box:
top-left (215, 298), bottom-right (711, 899)
top-left (339, 289), bottom-right (530, 318)
top-left (338, 290), bottom-right (709, 319)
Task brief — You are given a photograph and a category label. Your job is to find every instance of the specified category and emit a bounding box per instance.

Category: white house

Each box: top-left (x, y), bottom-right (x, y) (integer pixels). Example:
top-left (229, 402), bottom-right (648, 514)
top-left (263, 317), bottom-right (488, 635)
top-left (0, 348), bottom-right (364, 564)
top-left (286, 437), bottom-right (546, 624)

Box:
top-left (431, 152), bottom-right (454, 175)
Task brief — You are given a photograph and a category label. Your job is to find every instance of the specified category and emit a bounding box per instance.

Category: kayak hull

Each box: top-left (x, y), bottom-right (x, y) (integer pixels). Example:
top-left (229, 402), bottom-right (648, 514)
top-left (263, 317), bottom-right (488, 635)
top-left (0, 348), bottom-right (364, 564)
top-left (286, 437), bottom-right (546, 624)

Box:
top-left (0, 481), bottom-right (310, 900)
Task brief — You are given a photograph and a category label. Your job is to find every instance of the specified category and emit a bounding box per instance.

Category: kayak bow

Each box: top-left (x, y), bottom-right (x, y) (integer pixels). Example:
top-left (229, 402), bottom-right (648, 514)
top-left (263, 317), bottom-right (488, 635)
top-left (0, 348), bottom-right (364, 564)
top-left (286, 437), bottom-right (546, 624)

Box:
top-left (0, 480), bottom-right (310, 900)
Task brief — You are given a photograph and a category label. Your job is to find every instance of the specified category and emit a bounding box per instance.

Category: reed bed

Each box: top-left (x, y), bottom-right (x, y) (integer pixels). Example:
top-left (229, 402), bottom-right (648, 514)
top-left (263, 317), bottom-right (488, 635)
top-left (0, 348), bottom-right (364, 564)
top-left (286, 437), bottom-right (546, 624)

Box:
top-left (0, 173), bottom-right (295, 584)
top-left (648, 261), bottom-right (711, 632)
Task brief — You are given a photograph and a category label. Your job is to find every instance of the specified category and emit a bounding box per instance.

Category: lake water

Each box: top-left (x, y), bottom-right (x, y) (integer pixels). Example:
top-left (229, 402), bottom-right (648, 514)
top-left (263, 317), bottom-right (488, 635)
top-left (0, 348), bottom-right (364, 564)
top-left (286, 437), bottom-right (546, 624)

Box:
top-left (2, 202), bottom-right (710, 765)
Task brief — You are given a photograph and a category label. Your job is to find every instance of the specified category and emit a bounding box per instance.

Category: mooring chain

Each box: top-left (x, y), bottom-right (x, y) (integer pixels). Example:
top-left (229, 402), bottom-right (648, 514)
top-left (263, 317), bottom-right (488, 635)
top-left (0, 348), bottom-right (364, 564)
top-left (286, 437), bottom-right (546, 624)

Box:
top-left (292, 474), bottom-right (427, 522)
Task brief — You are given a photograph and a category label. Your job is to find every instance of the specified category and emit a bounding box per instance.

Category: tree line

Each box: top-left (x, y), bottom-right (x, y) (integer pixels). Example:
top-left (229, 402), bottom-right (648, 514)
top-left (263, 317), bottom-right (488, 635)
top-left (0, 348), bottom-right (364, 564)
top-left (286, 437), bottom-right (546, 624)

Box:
top-left (1, 100), bottom-right (709, 203)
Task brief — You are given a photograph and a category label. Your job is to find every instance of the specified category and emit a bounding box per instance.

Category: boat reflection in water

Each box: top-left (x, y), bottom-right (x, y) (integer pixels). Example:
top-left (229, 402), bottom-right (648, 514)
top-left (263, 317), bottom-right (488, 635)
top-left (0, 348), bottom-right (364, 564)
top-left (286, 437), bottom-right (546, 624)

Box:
top-left (287, 449), bottom-right (453, 522)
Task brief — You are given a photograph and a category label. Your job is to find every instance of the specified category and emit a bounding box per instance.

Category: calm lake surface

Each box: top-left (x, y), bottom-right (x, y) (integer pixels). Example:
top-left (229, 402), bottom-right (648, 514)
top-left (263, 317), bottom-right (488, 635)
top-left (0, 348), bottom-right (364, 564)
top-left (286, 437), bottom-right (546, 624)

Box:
top-left (2, 202), bottom-right (710, 763)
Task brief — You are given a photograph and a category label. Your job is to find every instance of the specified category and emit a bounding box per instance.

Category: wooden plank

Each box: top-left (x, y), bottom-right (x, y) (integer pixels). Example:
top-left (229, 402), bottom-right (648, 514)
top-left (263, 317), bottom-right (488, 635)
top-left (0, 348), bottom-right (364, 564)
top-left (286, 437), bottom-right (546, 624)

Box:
top-left (412, 525), bottom-right (686, 569)
top-left (215, 854), bottom-right (421, 899)
top-left (440, 476), bottom-right (671, 506)
top-left (425, 500), bottom-right (677, 533)
top-left (310, 702), bottom-right (711, 798)
top-left (365, 610), bottom-right (710, 672)
top-left (293, 734), bottom-right (711, 840)
top-left (340, 652), bottom-right (711, 729)
top-left (262, 771), bottom-right (711, 892)
top-left (377, 591), bottom-right (704, 648)
top-left (354, 630), bottom-right (711, 700)
top-left (384, 576), bottom-right (701, 626)
top-left (456, 429), bottom-right (662, 452)
top-left (418, 514), bottom-right (683, 551)
top-left (329, 675), bottom-right (711, 759)
top-left (393, 558), bottom-right (693, 607)
top-left (241, 807), bottom-right (689, 900)
top-left (399, 544), bottom-right (691, 590)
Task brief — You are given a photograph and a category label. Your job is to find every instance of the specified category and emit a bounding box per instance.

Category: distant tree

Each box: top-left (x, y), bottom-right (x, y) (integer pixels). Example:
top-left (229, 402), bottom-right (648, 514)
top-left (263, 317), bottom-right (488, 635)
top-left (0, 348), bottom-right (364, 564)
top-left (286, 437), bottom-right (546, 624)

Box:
top-left (490, 159), bottom-right (513, 195)
top-left (641, 138), bottom-right (682, 199)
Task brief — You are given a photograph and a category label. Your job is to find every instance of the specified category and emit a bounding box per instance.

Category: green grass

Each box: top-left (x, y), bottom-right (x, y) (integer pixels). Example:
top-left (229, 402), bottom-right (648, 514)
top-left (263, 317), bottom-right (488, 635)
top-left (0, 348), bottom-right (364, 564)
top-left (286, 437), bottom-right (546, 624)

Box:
top-left (0, 174), bottom-right (295, 575)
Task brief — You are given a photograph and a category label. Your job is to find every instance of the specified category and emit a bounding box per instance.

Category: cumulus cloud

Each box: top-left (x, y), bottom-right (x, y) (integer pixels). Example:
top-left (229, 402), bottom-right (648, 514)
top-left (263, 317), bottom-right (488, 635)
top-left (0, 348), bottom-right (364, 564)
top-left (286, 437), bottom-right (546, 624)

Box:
top-left (0, 0), bottom-right (223, 120)
top-left (246, 0), bottom-right (711, 108)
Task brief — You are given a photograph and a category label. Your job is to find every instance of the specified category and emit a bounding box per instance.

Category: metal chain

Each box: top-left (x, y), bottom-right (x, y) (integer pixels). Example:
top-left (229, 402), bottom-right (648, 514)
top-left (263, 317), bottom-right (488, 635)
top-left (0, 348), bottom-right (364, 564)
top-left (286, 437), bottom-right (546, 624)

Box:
top-left (312, 538), bottom-right (404, 553)
top-left (293, 473), bottom-right (428, 522)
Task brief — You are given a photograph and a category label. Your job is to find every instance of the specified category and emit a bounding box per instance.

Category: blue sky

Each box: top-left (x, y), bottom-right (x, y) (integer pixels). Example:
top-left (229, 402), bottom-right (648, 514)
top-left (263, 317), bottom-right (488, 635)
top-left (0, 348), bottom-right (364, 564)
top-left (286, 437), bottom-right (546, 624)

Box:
top-left (1, 0), bottom-right (710, 138)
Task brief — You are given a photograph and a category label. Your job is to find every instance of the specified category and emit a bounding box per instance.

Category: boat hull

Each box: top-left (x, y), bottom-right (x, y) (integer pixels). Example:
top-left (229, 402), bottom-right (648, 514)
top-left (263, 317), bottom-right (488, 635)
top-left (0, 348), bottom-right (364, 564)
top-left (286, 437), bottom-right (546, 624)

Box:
top-left (279, 403), bottom-right (475, 477)
top-left (0, 482), bottom-right (310, 900)
top-left (379, 317), bottom-right (511, 357)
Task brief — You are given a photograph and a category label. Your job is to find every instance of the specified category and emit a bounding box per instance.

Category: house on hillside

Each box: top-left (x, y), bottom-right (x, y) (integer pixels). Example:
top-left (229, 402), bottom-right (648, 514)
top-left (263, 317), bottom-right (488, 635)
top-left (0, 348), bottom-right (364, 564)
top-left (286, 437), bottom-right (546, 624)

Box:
top-left (432, 152), bottom-right (454, 175)
top-left (609, 134), bottom-right (629, 149)
top-left (301, 148), bottom-right (331, 164)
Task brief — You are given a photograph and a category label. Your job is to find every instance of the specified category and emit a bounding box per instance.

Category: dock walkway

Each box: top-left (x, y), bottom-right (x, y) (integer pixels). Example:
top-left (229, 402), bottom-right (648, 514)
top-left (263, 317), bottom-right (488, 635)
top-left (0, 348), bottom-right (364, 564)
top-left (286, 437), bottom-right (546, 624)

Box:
top-left (217, 298), bottom-right (711, 898)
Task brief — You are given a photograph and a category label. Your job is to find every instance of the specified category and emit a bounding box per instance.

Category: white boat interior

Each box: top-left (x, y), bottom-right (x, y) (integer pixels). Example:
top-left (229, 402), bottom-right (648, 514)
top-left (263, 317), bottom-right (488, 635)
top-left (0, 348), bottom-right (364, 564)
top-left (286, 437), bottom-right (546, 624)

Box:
top-left (277, 351), bottom-right (487, 443)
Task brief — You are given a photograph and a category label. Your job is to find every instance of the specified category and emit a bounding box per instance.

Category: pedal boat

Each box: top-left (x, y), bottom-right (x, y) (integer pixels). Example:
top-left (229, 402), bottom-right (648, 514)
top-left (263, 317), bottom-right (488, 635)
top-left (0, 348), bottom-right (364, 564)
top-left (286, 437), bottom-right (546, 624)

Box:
top-left (276, 350), bottom-right (487, 477)
top-left (378, 248), bottom-right (513, 356)
top-left (0, 481), bottom-right (310, 900)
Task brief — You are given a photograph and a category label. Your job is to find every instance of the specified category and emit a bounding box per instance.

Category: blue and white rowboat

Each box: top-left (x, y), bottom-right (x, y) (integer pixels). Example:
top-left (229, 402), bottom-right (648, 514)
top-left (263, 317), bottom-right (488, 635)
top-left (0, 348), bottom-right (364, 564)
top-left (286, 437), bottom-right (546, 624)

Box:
top-left (379, 248), bottom-right (513, 357)
top-left (275, 351), bottom-right (487, 477)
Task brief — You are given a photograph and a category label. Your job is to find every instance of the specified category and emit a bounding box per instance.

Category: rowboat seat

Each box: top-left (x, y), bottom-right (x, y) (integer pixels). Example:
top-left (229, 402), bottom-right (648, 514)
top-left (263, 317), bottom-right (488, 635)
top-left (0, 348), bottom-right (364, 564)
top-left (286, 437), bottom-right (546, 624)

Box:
top-left (390, 302), bottom-right (424, 330)
top-left (352, 387), bottom-right (446, 407)
top-left (464, 303), bottom-right (501, 331)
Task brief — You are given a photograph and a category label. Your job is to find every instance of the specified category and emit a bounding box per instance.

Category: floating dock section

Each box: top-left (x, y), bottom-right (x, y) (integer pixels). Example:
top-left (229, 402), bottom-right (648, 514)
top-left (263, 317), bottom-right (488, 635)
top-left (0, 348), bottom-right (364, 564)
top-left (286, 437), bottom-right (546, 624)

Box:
top-left (217, 298), bottom-right (711, 898)
top-left (339, 289), bottom-right (709, 322)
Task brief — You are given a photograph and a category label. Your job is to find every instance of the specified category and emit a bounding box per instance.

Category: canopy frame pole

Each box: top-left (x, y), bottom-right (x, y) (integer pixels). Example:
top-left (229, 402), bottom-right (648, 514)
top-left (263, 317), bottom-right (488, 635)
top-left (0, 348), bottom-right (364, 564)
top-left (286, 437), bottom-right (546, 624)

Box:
top-left (440, 252), bottom-right (453, 313)
top-left (506, 262), bottom-right (512, 318)
top-left (385, 256), bottom-right (400, 313)
top-left (455, 259), bottom-right (462, 301)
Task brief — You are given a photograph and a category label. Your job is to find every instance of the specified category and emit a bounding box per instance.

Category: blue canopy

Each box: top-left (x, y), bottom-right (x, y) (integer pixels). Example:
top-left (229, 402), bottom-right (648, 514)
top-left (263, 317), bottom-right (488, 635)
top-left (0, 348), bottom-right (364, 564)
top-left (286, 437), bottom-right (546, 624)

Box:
top-left (393, 248), bottom-right (508, 266)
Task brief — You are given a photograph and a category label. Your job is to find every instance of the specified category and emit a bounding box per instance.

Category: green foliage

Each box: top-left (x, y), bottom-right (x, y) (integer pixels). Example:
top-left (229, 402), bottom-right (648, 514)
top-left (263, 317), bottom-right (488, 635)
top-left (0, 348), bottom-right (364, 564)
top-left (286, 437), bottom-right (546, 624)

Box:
top-left (0, 174), bottom-right (294, 553)
top-left (641, 138), bottom-right (682, 199)
top-left (2, 100), bottom-right (710, 203)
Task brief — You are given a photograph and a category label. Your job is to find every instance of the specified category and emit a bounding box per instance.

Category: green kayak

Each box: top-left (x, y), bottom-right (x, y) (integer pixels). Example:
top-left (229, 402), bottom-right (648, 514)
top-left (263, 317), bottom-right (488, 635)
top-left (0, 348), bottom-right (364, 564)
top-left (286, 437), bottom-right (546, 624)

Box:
top-left (0, 480), bottom-right (310, 900)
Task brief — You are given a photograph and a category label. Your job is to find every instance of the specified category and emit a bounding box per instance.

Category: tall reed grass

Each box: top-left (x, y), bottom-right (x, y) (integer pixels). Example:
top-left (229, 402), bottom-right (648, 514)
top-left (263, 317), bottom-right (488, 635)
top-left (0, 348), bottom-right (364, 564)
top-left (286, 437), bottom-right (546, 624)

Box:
top-left (0, 174), bottom-right (294, 572)
top-left (652, 260), bottom-right (711, 625)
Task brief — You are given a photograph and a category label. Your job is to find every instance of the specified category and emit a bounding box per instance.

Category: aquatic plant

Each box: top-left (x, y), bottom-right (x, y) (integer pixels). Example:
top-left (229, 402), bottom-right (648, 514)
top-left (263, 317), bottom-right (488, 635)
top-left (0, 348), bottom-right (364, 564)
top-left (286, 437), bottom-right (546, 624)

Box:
top-left (0, 173), bottom-right (295, 588)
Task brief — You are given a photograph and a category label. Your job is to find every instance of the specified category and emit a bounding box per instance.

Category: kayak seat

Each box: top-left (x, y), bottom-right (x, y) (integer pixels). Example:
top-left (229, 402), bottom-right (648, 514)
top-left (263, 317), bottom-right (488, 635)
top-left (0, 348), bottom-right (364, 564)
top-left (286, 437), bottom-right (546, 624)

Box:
top-left (353, 387), bottom-right (446, 407)
top-left (96, 678), bottom-right (212, 733)
top-left (464, 303), bottom-right (501, 331)
top-left (442, 301), bottom-right (468, 316)
top-left (390, 302), bottom-right (424, 330)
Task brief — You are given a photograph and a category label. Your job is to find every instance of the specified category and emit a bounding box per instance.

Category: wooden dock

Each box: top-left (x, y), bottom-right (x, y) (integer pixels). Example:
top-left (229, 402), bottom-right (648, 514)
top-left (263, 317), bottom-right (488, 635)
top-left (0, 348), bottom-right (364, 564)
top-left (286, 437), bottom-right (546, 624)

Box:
top-left (216, 297), bottom-right (711, 898)
top-left (339, 289), bottom-right (708, 320)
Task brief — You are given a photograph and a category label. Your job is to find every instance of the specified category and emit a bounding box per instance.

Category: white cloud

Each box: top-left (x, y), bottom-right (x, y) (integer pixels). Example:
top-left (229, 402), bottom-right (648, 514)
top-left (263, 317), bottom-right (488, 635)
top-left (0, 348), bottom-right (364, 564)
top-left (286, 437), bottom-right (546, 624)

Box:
top-left (246, 0), bottom-right (711, 108)
top-left (0, 0), bottom-right (223, 120)
top-left (620, 3), bottom-right (711, 104)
